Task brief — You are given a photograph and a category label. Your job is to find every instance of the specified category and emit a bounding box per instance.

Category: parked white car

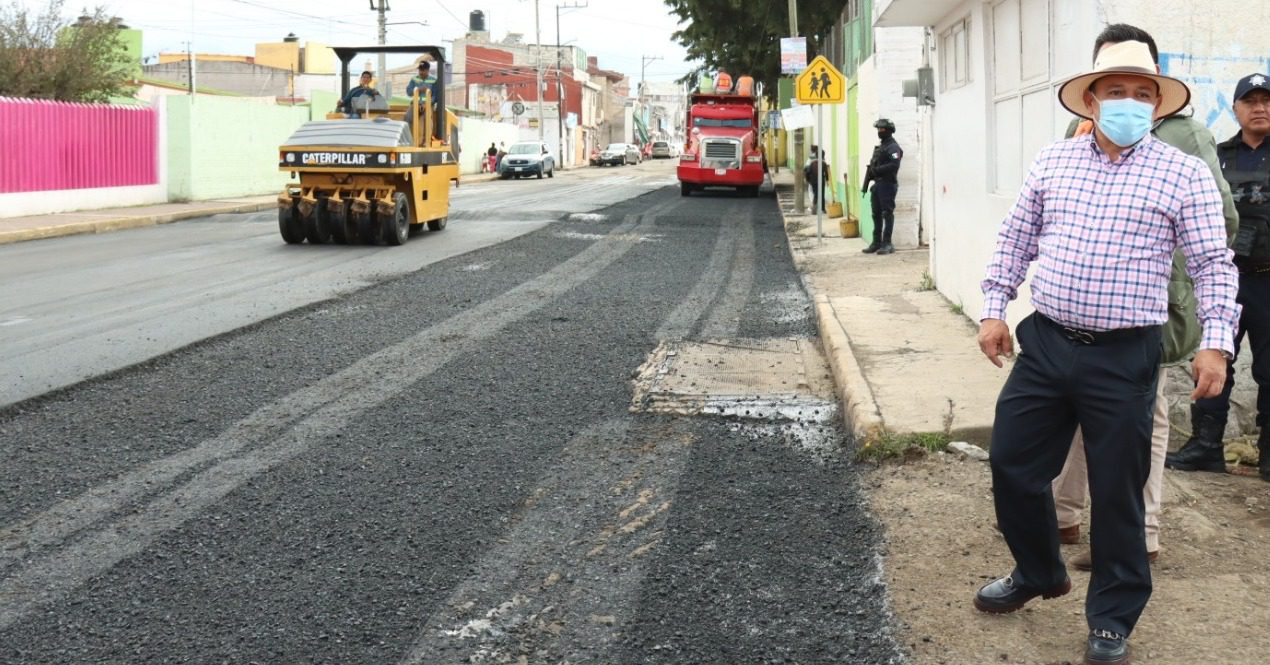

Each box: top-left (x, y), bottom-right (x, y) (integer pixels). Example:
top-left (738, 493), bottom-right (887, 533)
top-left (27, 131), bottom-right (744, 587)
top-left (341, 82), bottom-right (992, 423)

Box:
top-left (498, 141), bottom-right (555, 179)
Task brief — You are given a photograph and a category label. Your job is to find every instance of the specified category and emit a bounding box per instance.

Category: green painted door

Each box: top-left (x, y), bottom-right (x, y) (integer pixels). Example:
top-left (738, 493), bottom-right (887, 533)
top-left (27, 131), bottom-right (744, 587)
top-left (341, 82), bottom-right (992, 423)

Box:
top-left (848, 83), bottom-right (873, 239)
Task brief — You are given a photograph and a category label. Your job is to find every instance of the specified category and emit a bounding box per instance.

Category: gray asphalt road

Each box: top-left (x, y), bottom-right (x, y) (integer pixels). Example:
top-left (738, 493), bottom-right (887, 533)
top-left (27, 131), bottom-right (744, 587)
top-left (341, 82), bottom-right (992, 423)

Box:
top-left (0, 176), bottom-right (903, 664)
top-left (0, 163), bottom-right (677, 408)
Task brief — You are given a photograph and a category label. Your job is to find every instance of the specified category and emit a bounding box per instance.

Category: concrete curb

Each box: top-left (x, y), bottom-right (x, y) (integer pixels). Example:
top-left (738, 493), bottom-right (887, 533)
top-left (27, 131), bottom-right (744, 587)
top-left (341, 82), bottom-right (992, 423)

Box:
top-left (813, 293), bottom-right (886, 442)
top-left (774, 181), bottom-right (886, 443)
top-left (0, 200), bottom-right (277, 246)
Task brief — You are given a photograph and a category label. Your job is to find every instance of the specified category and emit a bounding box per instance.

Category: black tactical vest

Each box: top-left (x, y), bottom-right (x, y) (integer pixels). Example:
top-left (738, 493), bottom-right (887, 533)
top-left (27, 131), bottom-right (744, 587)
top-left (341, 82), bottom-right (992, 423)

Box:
top-left (1222, 142), bottom-right (1270, 269)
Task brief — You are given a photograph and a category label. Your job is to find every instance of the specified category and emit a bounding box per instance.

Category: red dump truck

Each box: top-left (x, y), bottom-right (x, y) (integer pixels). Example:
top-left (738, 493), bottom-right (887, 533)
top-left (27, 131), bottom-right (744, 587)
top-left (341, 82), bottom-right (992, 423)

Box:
top-left (677, 73), bottom-right (766, 197)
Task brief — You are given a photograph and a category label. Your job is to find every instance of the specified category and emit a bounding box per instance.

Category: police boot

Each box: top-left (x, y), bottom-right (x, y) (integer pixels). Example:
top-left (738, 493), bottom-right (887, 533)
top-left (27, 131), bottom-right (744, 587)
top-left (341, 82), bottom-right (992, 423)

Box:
top-left (1259, 428), bottom-right (1270, 483)
top-left (876, 225), bottom-right (895, 255)
top-left (1164, 406), bottom-right (1227, 473)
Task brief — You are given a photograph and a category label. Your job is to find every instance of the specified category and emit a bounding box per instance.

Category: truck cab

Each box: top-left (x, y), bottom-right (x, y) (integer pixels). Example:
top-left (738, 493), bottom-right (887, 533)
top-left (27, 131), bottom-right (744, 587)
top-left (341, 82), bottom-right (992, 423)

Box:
top-left (677, 74), bottom-right (766, 197)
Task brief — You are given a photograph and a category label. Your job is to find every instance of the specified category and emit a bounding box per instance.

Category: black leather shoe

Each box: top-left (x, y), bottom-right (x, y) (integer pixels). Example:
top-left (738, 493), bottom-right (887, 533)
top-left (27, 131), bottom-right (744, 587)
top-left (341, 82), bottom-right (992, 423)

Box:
top-left (973, 574), bottom-right (1071, 614)
top-left (862, 241), bottom-right (881, 254)
top-left (1085, 629), bottom-right (1129, 664)
top-left (876, 242), bottom-right (895, 255)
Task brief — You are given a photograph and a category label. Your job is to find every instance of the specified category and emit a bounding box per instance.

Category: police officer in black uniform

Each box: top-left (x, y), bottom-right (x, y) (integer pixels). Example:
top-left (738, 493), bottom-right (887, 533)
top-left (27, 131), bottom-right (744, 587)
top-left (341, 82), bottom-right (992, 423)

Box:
top-left (862, 118), bottom-right (903, 255)
top-left (1167, 73), bottom-right (1270, 483)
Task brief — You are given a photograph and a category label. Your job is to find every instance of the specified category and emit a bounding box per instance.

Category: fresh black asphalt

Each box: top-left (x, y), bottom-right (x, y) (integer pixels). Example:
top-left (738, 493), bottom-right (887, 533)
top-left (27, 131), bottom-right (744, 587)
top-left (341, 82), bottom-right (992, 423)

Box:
top-left (0, 186), bottom-right (904, 664)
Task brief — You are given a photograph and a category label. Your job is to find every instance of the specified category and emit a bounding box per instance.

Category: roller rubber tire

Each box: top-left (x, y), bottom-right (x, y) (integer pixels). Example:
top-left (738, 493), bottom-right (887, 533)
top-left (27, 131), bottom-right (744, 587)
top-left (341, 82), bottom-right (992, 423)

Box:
top-left (304, 200), bottom-right (332, 244)
top-left (278, 202), bottom-right (304, 244)
top-left (427, 216), bottom-right (447, 232)
top-left (355, 210), bottom-right (377, 245)
top-left (328, 202), bottom-right (351, 244)
top-left (383, 193), bottom-right (409, 246)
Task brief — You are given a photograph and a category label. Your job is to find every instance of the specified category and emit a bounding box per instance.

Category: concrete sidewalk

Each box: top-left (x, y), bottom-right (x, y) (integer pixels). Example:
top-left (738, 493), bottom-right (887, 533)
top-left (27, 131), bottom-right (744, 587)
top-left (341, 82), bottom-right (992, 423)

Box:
top-left (773, 171), bottom-right (1007, 445)
top-left (0, 197), bottom-right (280, 245)
top-left (0, 172), bottom-right (504, 246)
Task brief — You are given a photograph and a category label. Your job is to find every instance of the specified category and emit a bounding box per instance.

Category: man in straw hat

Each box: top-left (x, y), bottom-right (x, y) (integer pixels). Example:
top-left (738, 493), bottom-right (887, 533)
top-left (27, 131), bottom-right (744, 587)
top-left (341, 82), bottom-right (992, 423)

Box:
top-left (1050, 23), bottom-right (1238, 574)
top-left (974, 40), bottom-right (1239, 664)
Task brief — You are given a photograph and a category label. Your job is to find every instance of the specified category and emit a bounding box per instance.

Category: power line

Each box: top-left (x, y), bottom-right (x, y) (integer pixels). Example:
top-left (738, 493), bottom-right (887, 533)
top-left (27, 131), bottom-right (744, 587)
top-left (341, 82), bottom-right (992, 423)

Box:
top-left (225, 0), bottom-right (371, 27)
top-left (433, 0), bottom-right (468, 28)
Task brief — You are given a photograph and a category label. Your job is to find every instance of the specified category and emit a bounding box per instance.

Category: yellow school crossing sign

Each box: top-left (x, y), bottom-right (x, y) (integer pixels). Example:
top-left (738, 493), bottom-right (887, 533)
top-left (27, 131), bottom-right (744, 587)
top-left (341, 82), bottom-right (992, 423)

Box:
top-left (795, 55), bottom-right (844, 104)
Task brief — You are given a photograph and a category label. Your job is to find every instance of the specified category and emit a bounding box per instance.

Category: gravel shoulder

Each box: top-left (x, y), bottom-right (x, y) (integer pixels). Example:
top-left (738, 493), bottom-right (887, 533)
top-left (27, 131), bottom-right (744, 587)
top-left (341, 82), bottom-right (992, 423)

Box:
top-left (871, 454), bottom-right (1270, 664)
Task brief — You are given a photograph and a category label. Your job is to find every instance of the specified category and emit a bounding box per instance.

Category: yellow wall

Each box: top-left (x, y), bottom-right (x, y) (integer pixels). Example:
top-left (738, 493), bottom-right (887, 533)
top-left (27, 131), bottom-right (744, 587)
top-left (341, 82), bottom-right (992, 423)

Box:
top-left (255, 42), bottom-right (301, 72)
top-left (302, 41), bottom-right (336, 75)
top-left (157, 53), bottom-right (250, 64)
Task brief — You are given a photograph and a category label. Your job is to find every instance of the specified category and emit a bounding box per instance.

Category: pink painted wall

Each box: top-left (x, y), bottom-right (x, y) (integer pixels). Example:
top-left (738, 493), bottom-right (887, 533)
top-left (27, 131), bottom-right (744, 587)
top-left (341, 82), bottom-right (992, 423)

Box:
top-left (0, 97), bottom-right (158, 194)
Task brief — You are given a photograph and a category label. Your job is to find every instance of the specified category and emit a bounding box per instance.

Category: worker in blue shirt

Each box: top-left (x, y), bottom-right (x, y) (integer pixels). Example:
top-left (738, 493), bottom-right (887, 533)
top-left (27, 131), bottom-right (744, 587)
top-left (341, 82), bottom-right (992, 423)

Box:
top-left (406, 60), bottom-right (438, 103)
top-left (338, 71), bottom-right (380, 117)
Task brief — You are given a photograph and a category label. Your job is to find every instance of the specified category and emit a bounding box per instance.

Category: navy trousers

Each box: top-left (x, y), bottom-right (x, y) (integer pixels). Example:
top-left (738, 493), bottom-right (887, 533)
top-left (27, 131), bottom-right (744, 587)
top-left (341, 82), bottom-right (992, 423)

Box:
top-left (1195, 271), bottom-right (1270, 426)
top-left (990, 313), bottom-right (1160, 637)
top-left (870, 181), bottom-right (896, 242)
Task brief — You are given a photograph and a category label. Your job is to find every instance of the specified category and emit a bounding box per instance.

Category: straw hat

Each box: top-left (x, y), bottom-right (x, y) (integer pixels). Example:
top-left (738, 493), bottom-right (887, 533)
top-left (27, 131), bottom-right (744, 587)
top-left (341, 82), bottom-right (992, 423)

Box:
top-left (1057, 40), bottom-right (1190, 120)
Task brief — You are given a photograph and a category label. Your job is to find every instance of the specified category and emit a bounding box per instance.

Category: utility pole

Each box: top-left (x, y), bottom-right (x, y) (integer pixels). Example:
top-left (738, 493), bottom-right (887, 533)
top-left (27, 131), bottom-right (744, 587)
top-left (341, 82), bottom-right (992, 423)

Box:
top-left (535, 0), bottom-right (544, 141)
top-left (371, 0), bottom-right (390, 97)
top-left (639, 55), bottom-right (661, 145)
top-left (556, 1), bottom-right (587, 167)
top-left (639, 55), bottom-right (661, 99)
top-left (789, 0), bottom-right (805, 214)
top-left (185, 41), bottom-right (194, 96)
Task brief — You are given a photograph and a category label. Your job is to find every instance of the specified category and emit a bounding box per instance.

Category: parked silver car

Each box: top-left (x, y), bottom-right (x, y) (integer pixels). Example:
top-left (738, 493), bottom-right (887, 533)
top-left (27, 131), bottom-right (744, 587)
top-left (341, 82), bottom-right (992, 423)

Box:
top-left (499, 141), bottom-right (555, 179)
top-left (651, 140), bottom-right (676, 158)
top-left (598, 142), bottom-right (640, 166)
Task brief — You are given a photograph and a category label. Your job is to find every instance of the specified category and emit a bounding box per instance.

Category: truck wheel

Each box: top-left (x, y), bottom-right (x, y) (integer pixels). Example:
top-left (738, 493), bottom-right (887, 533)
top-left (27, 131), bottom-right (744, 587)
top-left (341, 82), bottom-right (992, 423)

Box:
top-left (278, 202), bottom-right (304, 244)
top-left (305, 199), bottom-right (332, 244)
top-left (355, 210), bottom-right (378, 245)
top-left (383, 193), bottom-right (409, 246)
top-left (329, 202), bottom-right (351, 244)
top-left (680, 182), bottom-right (692, 197)
top-left (427, 216), bottom-right (447, 232)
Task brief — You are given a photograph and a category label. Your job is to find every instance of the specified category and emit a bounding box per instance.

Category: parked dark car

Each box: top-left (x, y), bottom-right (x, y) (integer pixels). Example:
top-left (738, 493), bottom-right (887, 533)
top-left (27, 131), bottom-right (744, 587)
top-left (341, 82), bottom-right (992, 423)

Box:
top-left (598, 143), bottom-right (640, 166)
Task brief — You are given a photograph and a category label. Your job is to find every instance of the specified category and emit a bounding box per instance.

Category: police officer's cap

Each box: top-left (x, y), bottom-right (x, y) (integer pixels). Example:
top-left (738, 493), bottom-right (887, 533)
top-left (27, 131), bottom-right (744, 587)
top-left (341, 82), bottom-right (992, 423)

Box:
top-left (873, 118), bottom-right (896, 131)
top-left (1234, 73), bottom-right (1270, 103)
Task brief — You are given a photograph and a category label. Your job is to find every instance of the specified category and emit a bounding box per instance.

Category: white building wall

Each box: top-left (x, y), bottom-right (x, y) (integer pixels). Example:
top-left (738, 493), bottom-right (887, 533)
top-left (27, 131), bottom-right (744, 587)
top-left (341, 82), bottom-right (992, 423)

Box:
top-left (869, 25), bottom-right (927, 247)
top-left (458, 116), bottom-right (520, 175)
top-left (924, 0), bottom-right (1267, 323)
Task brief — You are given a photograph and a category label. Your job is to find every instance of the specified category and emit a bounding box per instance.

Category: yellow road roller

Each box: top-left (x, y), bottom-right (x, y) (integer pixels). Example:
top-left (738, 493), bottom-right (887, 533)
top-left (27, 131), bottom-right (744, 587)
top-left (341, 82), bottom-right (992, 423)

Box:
top-left (277, 45), bottom-right (460, 246)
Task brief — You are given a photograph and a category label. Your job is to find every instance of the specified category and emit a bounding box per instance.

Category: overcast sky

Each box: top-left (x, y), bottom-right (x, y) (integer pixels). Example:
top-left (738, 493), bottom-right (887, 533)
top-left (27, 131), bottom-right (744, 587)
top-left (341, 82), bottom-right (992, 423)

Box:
top-left (35, 0), bottom-right (696, 82)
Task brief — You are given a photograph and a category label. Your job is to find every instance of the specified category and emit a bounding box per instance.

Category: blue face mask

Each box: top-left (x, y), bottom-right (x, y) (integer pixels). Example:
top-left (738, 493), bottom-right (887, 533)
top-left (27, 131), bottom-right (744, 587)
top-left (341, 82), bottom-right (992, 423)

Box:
top-left (1095, 98), bottom-right (1155, 147)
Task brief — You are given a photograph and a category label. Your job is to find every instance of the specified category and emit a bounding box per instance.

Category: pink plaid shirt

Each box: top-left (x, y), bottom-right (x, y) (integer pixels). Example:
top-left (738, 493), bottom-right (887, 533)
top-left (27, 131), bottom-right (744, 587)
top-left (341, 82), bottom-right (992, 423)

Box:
top-left (982, 134), bottom-right (1240, 355)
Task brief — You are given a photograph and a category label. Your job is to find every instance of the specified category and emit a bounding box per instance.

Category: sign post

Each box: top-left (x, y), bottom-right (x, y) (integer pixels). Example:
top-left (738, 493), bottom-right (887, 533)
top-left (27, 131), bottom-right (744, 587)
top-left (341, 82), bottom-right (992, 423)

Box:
top-left (794, 55), bottom-right (845, 242)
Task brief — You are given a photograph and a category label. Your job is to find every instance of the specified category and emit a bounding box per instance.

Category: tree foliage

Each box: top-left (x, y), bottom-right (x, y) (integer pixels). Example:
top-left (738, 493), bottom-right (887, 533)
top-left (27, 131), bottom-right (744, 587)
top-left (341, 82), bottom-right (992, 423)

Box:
top-left (664, 0), bottom-right (846, 101)
top-left (0, 0), bottom-right (133, 102)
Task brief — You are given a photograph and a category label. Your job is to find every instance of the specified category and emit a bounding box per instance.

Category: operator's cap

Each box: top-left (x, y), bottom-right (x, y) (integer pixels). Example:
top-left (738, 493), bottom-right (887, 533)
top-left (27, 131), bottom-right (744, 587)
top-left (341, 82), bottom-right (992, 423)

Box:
top-left (1234, 73), bottom-right (1270, 103)
top-left (874, 118), bottom-right (896, 131)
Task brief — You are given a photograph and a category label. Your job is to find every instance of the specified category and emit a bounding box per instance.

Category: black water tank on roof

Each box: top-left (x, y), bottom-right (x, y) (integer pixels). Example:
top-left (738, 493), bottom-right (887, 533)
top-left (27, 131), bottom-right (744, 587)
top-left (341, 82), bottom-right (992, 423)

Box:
top-left (470, 10), bottom-right (486, 32)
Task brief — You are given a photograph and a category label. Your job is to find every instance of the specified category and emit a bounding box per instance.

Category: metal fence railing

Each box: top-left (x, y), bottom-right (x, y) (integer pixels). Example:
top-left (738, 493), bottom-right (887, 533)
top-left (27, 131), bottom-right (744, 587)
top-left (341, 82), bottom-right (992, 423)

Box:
top-left (0, 97), bottom-right (159, 194)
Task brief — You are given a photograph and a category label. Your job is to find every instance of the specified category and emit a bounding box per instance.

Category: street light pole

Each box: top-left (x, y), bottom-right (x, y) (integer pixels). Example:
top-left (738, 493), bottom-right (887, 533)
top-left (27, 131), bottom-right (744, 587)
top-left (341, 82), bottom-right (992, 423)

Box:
top-left (556, 1), bottom-right (587, 167)
top-left (535, 0), bottom-right (544, 141)
top-left (371, 0), bottom-right (390, 97)
top-left (788, 0), bottom-right (805, 214)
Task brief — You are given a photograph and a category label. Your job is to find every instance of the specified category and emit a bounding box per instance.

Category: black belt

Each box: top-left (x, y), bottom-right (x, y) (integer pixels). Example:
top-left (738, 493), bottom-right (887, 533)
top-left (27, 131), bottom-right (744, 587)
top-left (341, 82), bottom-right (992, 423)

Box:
top-left (1035, 313), bottom-right (1158, 345)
